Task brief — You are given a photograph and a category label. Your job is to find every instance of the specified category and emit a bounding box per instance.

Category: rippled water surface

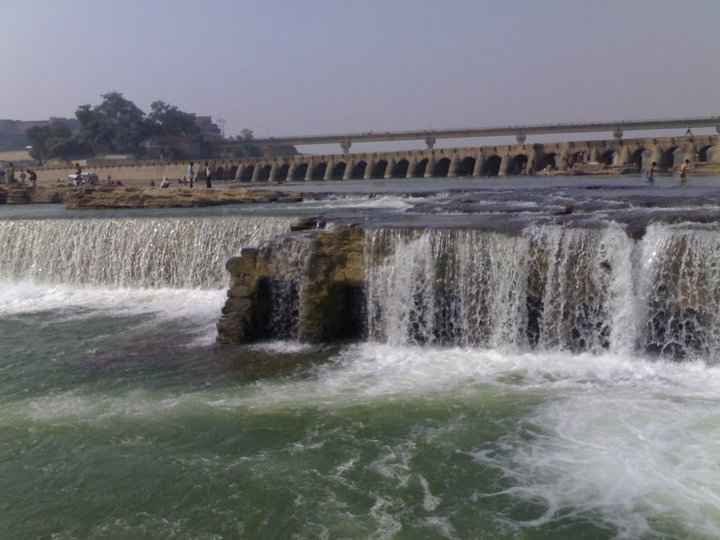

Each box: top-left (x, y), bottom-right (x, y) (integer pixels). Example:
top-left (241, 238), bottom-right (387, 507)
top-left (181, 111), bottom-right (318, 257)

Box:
top-left (3, 178), bottom-right (720, 538)
top-left (2, 281), bottom-right (719, 539)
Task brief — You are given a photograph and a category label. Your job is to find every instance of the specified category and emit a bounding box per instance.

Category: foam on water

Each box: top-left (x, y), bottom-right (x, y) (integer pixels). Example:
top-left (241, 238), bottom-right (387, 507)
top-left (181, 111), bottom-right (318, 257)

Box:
top-left (4, 340), bottom-right (720, 536)
top-left (0, 280), bottom-right (224, 342)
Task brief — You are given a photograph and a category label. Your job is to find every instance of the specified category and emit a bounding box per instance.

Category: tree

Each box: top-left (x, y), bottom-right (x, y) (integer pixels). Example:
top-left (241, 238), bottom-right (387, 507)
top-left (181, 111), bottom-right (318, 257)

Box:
top-left (76, 92), bottom-right (149, 155)
top-left (26, 120), bottom-right (91, 163)
top-left (240, 128), bottom-right (254, 141)
top-left (146, 101), bottom-right (199, 138)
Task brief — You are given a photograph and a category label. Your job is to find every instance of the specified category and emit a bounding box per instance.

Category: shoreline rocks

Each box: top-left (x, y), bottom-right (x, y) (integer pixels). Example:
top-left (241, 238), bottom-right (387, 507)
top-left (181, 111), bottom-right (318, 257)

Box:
top-left (63, 186), bottom-right (303, 209)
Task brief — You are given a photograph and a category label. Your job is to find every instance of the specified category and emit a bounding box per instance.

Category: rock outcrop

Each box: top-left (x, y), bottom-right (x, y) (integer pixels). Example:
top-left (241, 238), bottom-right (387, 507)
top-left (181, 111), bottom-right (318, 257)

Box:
top-left (0, 185), bottom-right (69, 204)
top-left (64, 187), bottom-right (303, 209)
top-left (217, 224), bottom-right (365, 345)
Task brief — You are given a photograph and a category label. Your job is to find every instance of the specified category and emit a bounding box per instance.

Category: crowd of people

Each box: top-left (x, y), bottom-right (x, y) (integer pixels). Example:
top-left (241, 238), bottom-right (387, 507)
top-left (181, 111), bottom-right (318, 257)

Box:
top-left (0, 162), bottom-right (38, 188)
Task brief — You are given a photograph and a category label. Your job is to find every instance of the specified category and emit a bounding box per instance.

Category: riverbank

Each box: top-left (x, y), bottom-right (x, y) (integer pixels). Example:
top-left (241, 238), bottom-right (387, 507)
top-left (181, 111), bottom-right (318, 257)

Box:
top-left (63, 186), bottom-right (303, 209)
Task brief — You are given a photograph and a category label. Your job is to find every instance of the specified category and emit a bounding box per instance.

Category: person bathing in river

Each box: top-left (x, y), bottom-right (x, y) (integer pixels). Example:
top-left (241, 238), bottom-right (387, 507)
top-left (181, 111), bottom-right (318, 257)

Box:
top-left (680, 159), bottom-right (690, 185)
top-left (646, 161), bottom-right (656, 184)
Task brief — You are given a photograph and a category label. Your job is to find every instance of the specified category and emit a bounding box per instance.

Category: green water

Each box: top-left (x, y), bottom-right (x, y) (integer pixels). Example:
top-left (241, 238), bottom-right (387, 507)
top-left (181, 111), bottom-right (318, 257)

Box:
top-left (2, 282), bottom-right (720, 539)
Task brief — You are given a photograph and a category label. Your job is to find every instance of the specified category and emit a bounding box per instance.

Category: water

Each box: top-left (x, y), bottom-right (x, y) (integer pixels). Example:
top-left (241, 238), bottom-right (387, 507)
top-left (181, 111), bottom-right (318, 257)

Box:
top-left (3, 197), bottom-right (720, 538)
top-left (0, 216), bottom-right (292, 288)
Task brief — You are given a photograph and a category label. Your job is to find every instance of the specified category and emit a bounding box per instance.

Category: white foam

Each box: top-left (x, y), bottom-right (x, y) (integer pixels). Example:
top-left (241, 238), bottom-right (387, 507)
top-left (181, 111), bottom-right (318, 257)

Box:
top-left (0, 280), bottom-right (224, 340)
top-left (248, 341), bottom-right (318, 354)
top-left (7, 340), bottom-right (720, 536)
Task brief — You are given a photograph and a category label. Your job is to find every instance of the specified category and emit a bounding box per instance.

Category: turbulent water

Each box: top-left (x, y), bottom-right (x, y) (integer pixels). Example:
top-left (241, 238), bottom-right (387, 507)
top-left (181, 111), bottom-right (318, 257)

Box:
top-left (366, 223), bottom-right (720, 359)
top-left (4, 208), bottom-right (720, 539)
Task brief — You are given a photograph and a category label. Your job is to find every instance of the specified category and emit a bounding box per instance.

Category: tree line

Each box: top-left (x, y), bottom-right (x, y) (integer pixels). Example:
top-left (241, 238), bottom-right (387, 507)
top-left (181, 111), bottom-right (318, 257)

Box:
top-left (26, 92), bottom-right (273, 163)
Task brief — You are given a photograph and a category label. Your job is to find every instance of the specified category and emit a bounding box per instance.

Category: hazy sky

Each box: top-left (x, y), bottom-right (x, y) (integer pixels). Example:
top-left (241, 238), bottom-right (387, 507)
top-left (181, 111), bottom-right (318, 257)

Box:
top-left (2, 0), bottom-right (719, 140)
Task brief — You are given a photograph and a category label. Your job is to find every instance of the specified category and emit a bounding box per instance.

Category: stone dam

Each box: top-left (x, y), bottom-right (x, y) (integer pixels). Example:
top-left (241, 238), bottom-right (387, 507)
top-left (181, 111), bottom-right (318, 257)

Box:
top-left (212, 176), bottom-right (720, 360)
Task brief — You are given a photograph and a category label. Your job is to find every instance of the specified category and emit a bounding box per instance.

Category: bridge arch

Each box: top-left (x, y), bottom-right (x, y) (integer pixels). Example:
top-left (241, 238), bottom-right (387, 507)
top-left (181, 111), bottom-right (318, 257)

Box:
top-left (351, 160), bottom-right (367, 179)
top-left (371, 160), bottom-right (388, 178)
top-left (432, 157), bottom-right (452, 177)
top-left (629, 148), bottom-right (647, 170)
top-left (391, 159), bottom-right (410, 178)
top-left (536, 153), bottom-right (557, 172)
top-left (660, 146), bottom-right (678, 169)
top-left (698, 144), bottom-right (714, 162)
top-left (276, 163), bottom-right (290, 181)
top-left (331, 161), bottom-right (347, 180)
top-left (240, 164), bottom-right (255, 182)
top-left (311, 161), bottom-right (328, 180)
top-left (292, 163), bottom-right (308, 181)
top-left (257, 164), bottom-right (272, 182)
top-left (227, 165), bottom-right (238, 180)
top-left (412, 158), bottom-right (429, 177)
top-left (456, 156), bottom-right (476, 176)
top-left (481, 155), bottom-right (502, 176)
top-left (508, 154), bottom-right (528, 175)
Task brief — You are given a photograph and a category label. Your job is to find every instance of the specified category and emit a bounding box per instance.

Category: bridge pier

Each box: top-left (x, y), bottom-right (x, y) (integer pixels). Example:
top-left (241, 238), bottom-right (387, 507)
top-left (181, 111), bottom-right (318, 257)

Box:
top-left (324, 160), bottom-right (333, 181)
top-left (343, 160), bottom-right (353, 180)
top-left (268, 163), bottom-right (277, 183)
top-left (472, 156), bottom-right (483, 177)
top-left (406, 158), bottom-right (416, 179)
top-left (499, 154), bottom-right (510, 176)
top-left (286, 163), bottom-right (296, 182)
top-left (364, 160), bottom-right (374, 180)
top-left (384, 159), bottom-right (394, 179)
top-left (305, 162), bottom-right (313, 181)
top-left (447, 155), bottom-right (458, 177)
top-left (424, 157), bottom-right (435, 178)
top-left (251, 165), bottom-right (261, 182)
top-left (234, 164), bottom-right (244, 181)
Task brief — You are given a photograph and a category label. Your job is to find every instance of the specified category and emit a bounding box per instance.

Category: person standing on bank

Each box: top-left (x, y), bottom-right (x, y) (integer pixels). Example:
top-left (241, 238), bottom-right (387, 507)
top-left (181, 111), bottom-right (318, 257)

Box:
top-left (680, 159), bottom-right (690, 185)
top-left (205, 162), bottom-right (212, 189)
top-left (187, 161), bottom-right (195, 188)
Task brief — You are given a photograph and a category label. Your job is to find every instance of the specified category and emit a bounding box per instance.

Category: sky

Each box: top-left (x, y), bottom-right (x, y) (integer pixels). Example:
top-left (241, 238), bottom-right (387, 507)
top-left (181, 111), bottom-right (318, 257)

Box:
top-left (2, 0), bottom-right (719, 147)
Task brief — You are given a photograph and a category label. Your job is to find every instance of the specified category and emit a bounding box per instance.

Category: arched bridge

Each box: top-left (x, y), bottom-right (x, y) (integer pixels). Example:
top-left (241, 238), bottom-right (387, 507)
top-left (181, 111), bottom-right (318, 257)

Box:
top-left (222, 134), bottom-right (719, 183)
top-left (249, 116), bottom-right (720, 153)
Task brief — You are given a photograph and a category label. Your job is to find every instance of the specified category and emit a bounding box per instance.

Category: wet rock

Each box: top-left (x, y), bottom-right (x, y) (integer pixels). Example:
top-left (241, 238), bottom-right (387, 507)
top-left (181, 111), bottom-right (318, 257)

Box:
top-left (217, 225), bottom-right (366, 345)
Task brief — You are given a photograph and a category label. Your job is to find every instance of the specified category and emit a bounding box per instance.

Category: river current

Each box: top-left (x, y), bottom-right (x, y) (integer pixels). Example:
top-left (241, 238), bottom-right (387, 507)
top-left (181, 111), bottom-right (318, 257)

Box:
top-left (3, 176), bottom-right (720, 539)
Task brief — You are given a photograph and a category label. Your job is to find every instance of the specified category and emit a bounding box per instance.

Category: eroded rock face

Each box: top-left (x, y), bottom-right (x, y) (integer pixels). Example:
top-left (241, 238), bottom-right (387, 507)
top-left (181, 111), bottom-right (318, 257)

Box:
top-left (217, 224), bottom-right (365, 345)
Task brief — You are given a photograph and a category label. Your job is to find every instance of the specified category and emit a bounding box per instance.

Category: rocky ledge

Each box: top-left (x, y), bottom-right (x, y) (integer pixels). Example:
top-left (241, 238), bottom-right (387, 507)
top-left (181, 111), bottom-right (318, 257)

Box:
top-left (0, 185), bottom-right (71, 204)
top-left (64, 186), bottom-right (303, 209)
top-left (217, 223), bottom-right (365, 345)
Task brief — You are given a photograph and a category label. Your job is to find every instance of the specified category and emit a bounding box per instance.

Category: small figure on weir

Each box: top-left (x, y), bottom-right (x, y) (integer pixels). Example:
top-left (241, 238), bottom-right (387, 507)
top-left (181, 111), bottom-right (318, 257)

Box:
top-left (187, 161), bottom-right (195, 188)
top-left (646, 161), bottom-right (656, 184)
top-left (679, 159), bottom-right (690, 186)
top-left (205, 162), bottom-right (212, 189)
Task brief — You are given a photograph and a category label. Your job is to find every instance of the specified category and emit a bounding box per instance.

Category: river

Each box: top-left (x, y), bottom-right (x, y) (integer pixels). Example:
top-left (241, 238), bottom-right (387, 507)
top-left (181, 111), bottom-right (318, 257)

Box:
top-left (2, 176), bottom-right (720, 539)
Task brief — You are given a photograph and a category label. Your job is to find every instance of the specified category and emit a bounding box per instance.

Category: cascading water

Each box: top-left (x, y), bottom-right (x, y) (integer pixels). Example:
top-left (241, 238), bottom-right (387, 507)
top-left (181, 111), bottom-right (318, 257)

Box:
top-left (365, 223), bottom-right (720, 358)
top-left (0, 216), bottom-right (293, 289)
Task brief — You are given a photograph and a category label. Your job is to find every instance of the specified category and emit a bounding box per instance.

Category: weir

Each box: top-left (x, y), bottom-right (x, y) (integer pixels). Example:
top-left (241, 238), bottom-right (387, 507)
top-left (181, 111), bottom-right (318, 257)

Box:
top-left (0, 216), bottom-right (292, 289)
top-left (219, 222), bottom-right (720, 359)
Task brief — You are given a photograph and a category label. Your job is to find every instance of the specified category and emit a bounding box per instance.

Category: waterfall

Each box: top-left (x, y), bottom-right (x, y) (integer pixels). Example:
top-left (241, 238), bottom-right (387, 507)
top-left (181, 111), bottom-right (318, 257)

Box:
top-left (0, 216), bottom-right (293, 289)
top-left (365, 223), bottom-right (720, 358)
